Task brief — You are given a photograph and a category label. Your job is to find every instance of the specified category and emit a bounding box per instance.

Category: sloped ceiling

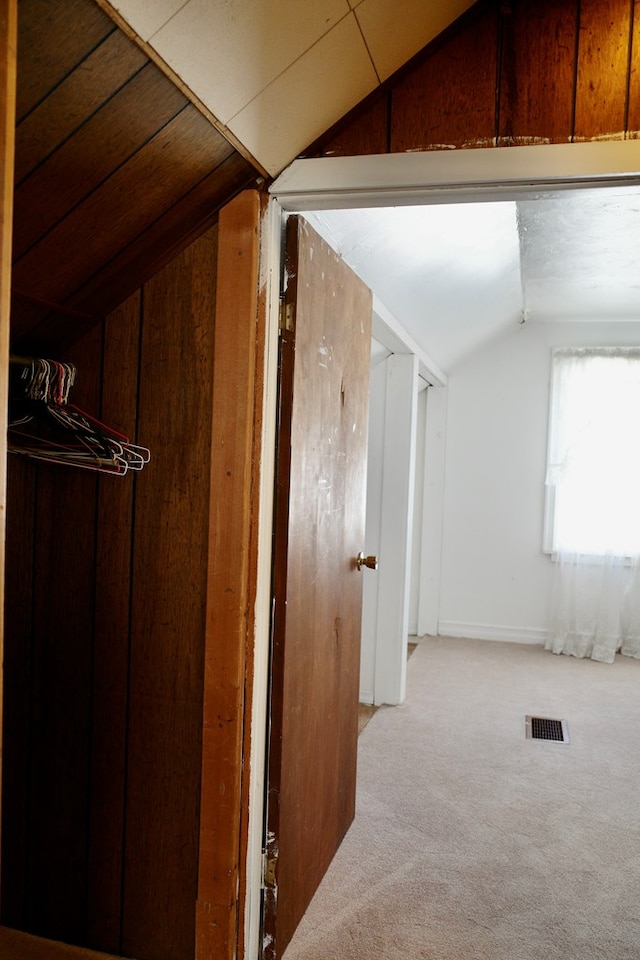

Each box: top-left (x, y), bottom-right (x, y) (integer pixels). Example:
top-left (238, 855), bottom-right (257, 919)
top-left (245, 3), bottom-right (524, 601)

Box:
top-left (102, 0), bottom-right (477, 175)
top-left (308, 203), bottom-right (522, 372)
top-left (307, 186), bottom-right (640, 372)
top-left (12, 0), bottom-right (259, 351)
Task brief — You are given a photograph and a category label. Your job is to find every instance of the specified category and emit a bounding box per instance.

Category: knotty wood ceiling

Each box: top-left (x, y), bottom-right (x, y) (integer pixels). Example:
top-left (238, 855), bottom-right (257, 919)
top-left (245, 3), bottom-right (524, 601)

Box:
top-left (11, 0), bottom-right (260, 352)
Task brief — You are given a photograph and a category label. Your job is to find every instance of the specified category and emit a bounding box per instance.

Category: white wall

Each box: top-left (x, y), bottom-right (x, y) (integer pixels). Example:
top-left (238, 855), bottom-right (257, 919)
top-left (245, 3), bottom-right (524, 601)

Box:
top-left (438, 319), bottom-right (640, 643)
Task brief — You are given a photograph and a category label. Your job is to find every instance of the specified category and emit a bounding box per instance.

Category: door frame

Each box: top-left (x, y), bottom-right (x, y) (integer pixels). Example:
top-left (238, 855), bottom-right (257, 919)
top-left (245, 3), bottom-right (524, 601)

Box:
top-left (245, 140), bottom-right (640, 959)
top-left (360, 348), bottom-right (419, 706)
top-left (361, 297), bottom-right (445, 705)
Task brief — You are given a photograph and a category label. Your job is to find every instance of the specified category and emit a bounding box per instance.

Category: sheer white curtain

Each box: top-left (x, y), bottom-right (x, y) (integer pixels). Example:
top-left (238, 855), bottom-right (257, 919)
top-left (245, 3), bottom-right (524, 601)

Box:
top-left (545, 348), bottom-right (640, 663)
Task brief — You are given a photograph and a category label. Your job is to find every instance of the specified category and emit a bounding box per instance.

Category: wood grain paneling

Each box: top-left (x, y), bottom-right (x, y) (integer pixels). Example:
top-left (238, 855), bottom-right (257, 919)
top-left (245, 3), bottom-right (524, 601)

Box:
top-left (15, 30), bottom-right (147, 185)
top-left (317, 92), bottom-right (389, 158)
top-left (12, 0), bottom-right (259, 353)
top-left (498, 0), bottom-right (578, 144)
top-left (1, 458), bottom-right (36, 928)
top-left (25, 327), bottom-right (102, 942)
top-left (312, 0), bottom-right (640, 159)
top-left (11, 154), bottom-right (256, 353)
top-left (575, 0), bottom-right (633, 139)
top-left (6, 0), bottom-right (262, 956)
top-left (86, 294), bottom-right (141, 954)
top-left (196, 192), bottom-right (259, 960)
top-left (13, 107), bottom-right (231, 308)
top-left (3, 219), bottom-right (252, 960)
top-left (0, 0), bottom-right (18, 927)
top-left (16, 0), bottom-right (114, 123)
top-left (14, 64), bottom-right (186, 258)
top-left (121, 230), bottom-right (217, 960)
top-left (65, 153), bottom-right (256, 331)
top-left (391, 3), bottom-right (499, 151)
top-left (235, 192), bottom-right (268, 960)
top-left (627, 0), bottom-right (640, 133)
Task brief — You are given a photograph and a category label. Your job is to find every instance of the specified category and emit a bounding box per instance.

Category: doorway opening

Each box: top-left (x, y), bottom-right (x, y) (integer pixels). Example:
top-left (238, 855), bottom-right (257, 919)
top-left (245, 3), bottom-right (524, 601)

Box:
top-left (247, 141), bottom-right (640, 959)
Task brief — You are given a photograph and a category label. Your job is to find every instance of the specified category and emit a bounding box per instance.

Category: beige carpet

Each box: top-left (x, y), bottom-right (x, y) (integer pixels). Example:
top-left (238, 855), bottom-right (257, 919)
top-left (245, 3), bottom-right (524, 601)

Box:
top-left (282, 636), bottom-right (640, 960)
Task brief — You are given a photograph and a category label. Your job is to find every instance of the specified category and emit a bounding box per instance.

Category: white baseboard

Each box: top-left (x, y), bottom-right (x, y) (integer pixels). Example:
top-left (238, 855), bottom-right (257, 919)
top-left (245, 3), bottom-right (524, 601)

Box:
top-left (437, 621), bottom-right (548, 645)
top-left (359, 689), bottom-right (375, 705)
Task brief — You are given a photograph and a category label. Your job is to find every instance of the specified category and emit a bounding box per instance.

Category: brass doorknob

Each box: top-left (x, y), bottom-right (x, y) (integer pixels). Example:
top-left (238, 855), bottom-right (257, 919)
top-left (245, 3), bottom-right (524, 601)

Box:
top-left (356, 552), bottom-right (378, 571)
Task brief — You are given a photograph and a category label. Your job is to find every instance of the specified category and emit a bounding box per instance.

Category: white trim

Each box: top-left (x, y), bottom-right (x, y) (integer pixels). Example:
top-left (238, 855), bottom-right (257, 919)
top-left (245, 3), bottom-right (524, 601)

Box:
top-left (244, 198), bottom-right (282, 960)
top-left (270, 141), bottom-right (640, 210)
top-left (438, 622), bottom-right (548, 645)
top-left (373, 353), bottom-right (419, 706)
top-left (371, 295), bottom-right (447, 386)
top-left (417, 384), bottom-right (447, 637)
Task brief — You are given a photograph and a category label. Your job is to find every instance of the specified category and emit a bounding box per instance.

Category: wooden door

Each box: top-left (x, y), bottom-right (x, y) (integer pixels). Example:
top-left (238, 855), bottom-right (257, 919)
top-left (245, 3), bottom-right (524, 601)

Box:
top-left (263, 216), bottom-right (372, 957)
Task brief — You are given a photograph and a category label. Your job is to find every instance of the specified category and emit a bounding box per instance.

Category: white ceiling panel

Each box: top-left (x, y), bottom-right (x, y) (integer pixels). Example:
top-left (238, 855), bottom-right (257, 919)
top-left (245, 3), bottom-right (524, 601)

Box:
top-left (355, 0), bottom-right (476, 82)
top-left (107, 0), bottom-right (475, 172)
top-left (149, 0), bottom-right (352, 127)
top-left (229, 15), bottom-right (377, 176)
top-left (108, 0), bottom-right (188, 42)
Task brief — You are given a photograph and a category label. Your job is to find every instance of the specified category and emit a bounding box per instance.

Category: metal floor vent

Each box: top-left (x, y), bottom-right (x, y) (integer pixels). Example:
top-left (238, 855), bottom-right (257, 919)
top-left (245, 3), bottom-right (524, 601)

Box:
top-left (526, 715), bottom-right (570, 743)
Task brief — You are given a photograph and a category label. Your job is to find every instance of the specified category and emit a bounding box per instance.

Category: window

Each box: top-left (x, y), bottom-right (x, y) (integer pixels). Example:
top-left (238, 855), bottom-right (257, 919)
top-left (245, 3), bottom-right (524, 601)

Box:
top-left (544, 348), bottom-right (640, 557)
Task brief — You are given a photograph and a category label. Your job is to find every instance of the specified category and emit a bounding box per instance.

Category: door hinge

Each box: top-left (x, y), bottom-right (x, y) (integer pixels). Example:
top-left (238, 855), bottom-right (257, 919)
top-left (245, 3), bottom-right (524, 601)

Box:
top-left (279, 299), bottom-right (294, 332)
top-left (262, 851), bottom-right (277, 889)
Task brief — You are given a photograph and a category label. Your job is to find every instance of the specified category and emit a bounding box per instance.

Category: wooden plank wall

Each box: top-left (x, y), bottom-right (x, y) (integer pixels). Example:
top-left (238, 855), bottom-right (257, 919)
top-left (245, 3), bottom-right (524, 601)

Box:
top-left (311, 0), bottom-right (640, 158)
top-left (0, 0), bottom-right (17, 890)
top-left (196, 193), bottom-right (261, 960)
top-left (2, 227), bottom-right (219, 960)
top-left (11, 0), bottom-right (257, 352)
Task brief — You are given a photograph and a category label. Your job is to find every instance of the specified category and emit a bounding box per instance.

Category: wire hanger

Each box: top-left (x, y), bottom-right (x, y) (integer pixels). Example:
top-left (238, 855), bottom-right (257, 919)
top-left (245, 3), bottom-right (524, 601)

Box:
top-left (8, 356), bottom-right (150, 476)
